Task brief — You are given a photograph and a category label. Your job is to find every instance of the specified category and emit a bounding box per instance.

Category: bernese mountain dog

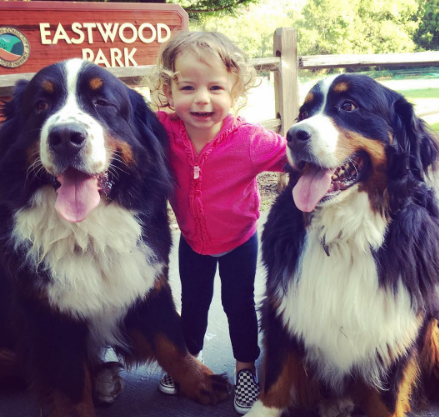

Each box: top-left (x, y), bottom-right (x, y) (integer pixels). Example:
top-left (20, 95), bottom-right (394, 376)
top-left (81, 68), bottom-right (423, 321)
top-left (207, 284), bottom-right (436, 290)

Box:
top-left (0, 59), bottom-right (230, 417)
top-left (248, 74), bottom-right (439, 417)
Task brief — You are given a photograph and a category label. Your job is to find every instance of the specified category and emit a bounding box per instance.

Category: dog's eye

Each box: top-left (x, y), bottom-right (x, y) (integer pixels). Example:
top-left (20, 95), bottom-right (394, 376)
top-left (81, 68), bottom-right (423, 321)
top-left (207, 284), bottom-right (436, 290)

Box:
top-left (340, 100), bottom-right (357, 112)
top-left (300, 110), bottom-right (309, 120)
top-left (94, 99), bottom-right (110, 107)
top-left (35, 100), bottom-right (49, 114)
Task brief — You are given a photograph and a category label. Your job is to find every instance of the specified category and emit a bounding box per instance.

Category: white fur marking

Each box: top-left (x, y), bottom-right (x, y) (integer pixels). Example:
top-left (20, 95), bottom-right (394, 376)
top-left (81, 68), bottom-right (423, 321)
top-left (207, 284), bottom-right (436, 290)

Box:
top-left (40, 59), bottom-right (107, 175)
top-left (12, 187), bottom-right (163, 346)
top-left (288, 114), bottom-right (340, 168)
top-left (246, 400), bottom-right (283, 417)
top-left (278, 192), bottom-right (419, 390)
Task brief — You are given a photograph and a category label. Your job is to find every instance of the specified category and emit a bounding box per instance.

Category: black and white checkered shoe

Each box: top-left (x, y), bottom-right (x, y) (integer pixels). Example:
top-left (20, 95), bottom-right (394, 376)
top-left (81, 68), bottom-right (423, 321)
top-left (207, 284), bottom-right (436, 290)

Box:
top-left (158, 351), bottom-right (203, 395)
top-left (234, 368), bottom-right (260, 414)
top-left (158, 372), bottom-right (177, 395)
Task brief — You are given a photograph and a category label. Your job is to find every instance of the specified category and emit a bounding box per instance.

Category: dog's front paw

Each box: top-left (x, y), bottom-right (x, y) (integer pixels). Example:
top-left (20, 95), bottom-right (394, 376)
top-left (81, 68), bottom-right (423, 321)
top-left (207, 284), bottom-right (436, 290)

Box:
top-left (93, 361), bottom-right (124, 405)
top-left (179, 363), bottom-right (231, 405)
top-left (318, 397), bottom-right (355, 417)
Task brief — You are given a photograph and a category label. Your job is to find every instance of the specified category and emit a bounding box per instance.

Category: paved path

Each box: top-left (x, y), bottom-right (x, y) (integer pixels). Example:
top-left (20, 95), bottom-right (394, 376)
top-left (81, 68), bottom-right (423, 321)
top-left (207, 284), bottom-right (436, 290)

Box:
top-left (1, 212), bottom-right (439, 416)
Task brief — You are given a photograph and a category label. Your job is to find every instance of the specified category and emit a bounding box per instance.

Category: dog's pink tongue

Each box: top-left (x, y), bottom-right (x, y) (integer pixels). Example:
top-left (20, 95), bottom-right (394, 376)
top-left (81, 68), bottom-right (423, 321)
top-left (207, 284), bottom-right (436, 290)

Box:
top-left (293, 165), bottom-right (335, 212)
top-left (55, 168), bottom-right (100, 223)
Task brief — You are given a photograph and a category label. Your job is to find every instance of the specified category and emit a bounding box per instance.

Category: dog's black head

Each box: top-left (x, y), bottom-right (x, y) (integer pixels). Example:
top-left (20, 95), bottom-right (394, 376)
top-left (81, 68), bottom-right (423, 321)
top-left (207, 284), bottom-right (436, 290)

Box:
top-left (286, 74), bottom-right (439, 214)
top-left (0, 59), bottom-right (171, 222)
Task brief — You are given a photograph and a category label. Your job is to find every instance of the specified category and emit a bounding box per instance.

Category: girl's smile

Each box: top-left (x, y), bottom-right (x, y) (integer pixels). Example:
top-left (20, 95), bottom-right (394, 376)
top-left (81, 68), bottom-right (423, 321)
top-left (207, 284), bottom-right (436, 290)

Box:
top-left (165, 51), bottom-right (236, 149)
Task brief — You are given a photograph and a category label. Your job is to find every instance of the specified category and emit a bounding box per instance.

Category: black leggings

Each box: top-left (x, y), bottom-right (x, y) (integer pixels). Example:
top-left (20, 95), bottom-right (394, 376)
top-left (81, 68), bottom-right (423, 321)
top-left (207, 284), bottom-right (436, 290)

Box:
top-left (179, 233), bottom-right (260, 363)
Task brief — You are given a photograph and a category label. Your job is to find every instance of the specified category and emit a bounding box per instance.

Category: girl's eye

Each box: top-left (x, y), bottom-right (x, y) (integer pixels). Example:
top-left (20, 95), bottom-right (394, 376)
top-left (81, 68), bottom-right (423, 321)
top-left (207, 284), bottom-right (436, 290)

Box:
top-left (35, 100), bottom-right (49, 113)
top-left (181, 86), bottom-right (193, 91)
top-left (211, 86), bottom-right (223, 91)
top-left (340, 100), bottom-right (357, 112)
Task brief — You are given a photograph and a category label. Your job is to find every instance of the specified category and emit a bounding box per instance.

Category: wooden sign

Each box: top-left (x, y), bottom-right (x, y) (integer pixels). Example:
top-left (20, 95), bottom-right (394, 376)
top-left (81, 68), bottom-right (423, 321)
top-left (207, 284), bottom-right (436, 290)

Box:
top-left (0, 1), bottom-right (188, 75)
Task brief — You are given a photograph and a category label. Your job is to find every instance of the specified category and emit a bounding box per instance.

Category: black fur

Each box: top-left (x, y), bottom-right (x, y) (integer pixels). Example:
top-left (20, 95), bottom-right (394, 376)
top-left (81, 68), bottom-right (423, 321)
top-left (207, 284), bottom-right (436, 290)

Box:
top-left (0, 60), bottom-right (230, 417)
top-left (258, 74), bottom-right (439, 416)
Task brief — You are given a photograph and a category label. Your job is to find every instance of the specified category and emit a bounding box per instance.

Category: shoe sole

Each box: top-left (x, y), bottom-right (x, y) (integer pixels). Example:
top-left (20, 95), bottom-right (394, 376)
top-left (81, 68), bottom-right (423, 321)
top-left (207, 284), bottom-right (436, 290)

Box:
top-left (158, 383), bottom-right (177, 395)
top-left (234, 400), bottom-right (252, 415)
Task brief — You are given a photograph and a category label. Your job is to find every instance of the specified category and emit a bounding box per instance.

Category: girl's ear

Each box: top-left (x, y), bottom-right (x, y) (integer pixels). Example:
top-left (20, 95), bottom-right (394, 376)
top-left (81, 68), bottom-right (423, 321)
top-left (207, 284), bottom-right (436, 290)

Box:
top-left (163, 83), bottom-right (174, 107)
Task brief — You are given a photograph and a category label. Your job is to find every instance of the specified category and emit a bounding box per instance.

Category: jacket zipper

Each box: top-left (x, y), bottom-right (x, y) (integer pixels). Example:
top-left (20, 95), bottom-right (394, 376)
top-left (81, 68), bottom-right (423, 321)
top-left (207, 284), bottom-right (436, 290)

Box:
top-left (194, 165), bottom-right (200, 179)
top-left (191, 152), bottom-right (204, 251)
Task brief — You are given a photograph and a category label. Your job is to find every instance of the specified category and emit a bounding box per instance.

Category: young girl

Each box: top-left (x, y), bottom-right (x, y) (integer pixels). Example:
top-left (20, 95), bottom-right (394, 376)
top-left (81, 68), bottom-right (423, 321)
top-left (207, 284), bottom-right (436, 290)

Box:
top-left (153, 31), bottom-right (287, 415)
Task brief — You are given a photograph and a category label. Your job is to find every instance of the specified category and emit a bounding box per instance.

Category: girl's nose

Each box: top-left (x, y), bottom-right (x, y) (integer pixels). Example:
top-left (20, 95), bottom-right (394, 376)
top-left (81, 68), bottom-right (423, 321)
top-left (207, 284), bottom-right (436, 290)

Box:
top-left (194, 88), bottom-right (210, 105)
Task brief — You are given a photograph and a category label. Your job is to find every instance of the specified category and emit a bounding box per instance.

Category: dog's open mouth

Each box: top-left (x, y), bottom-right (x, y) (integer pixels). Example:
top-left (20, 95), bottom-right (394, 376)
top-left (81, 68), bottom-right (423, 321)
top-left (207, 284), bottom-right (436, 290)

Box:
top-left (53, 168), bottom-right (113, 223)
top-left (293, 155), bottom-right (365, 212)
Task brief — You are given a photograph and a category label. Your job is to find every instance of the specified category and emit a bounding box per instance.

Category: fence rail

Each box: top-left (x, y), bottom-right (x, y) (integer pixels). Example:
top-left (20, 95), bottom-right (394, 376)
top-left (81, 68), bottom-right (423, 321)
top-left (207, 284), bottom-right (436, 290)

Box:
top-left (1, 28), bottom-right (439, 132)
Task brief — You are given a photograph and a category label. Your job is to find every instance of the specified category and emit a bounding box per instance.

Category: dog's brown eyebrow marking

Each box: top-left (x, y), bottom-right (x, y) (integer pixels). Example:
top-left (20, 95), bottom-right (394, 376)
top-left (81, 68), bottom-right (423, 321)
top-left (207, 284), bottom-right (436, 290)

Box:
top-left (305, 92), bottom-right (314, 103)
top-left (42, 81), bottom-right (54, 93)
top-left (334, 82), bottom-right (349, 93)
top-left (90, 78), bottom-right (103, 90)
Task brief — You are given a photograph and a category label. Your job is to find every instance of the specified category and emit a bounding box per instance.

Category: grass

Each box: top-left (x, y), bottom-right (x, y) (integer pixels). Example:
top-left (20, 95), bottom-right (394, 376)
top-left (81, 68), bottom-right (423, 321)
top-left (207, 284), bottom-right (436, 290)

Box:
top-left (430, 123), bottom-right (439, 132)
top-left (398, 88), bottom-right (439, 99)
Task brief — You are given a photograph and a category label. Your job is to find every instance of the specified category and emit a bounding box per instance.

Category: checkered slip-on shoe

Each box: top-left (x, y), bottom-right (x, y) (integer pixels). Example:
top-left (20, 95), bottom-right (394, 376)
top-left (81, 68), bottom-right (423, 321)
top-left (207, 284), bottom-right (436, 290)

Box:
top-left (158, 372), bottom-right (177, 395)
top-left (234, 368), bottom-right (260, 414)
top-left (158, 351), bottom-right (204, 395)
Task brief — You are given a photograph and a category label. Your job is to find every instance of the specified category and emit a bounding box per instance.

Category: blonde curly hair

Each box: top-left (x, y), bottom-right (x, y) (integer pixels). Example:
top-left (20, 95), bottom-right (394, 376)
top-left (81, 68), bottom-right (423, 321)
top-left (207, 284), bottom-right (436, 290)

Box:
top-left (149, 30), bottom-right (258, 112)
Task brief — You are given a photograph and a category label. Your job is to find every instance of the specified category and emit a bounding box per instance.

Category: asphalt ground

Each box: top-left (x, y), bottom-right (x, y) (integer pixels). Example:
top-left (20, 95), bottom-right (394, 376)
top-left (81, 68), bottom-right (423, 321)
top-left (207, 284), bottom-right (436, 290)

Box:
top-left (1, 212), bottom-right (439, 417)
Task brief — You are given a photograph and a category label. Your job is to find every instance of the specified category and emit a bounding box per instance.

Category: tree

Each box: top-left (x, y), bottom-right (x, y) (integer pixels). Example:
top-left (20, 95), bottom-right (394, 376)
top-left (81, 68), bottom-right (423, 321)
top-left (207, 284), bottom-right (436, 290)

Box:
top-left (415, 0), bottom-right (439, 50)
top-left (191, 0), bottom-right (298, 57)
top-left (295, 0), bottom-right (419, 55)
top-left (37, 0), bottom-right (259, 19)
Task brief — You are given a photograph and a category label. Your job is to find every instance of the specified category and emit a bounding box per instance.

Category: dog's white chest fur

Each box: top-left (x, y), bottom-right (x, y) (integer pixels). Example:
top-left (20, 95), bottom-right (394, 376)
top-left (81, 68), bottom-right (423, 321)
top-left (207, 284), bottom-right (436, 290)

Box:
top-left (278, 192), bottom-right (420, 388)
top-left (12, 187), bottom-right (163, 323)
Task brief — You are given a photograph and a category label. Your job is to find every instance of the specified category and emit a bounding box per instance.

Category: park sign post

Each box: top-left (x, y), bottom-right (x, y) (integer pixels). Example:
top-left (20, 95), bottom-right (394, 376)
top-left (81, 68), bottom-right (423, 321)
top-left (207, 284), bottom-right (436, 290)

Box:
top-left (0, 1), bottom-right (188, 75)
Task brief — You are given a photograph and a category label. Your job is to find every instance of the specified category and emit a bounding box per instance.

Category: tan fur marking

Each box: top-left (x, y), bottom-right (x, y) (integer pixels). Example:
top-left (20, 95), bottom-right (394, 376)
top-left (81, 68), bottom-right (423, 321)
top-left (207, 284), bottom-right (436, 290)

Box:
top-left (356, 387), bottom-right (392, 417)
top-left (90, 78), bottom-right (103, 90)
top-left (261, 350), bottom-right (319, 410)
top-left (395, 354), bottom-right (418, 416)
top-left (153, 271), bottom-right (169, 293)
top-left (0, 348), bottom-right (21, 380)
top-left (421, 318), bottom-right (439, 378)
top-left (335, 128), bottom-right (388, 213)
top-left (352, 354), bottom-right (419, 417)
top-left (108, 137), bottom-right (135, 166)
top-left (333, 82), bottom-right (349, 93)
top-left (152, 334), bottom-right (230, 405)
top-left (43, 80), bottom-right (54, 93)
top-left (305, 92), bottom-right (314, 103)
top-left (46, 363), bottom-right (96, 417)
top-left (125, 329), bottom-right (154, 366)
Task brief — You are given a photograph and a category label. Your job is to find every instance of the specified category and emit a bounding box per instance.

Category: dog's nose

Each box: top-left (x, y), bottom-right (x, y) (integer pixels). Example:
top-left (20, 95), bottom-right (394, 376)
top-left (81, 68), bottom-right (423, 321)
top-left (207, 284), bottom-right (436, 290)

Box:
top-left (287, 126), bottom-right (311, 143)
top-left (286, 125), bottom-right (312, 154)
top-left (49, 123), bottom-right (87, 157)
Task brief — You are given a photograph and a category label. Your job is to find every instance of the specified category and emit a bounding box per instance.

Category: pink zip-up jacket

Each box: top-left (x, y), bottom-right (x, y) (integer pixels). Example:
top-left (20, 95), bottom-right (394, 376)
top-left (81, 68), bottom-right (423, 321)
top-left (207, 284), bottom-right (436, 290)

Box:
top-left (157, 111), bottom-right (287, 255)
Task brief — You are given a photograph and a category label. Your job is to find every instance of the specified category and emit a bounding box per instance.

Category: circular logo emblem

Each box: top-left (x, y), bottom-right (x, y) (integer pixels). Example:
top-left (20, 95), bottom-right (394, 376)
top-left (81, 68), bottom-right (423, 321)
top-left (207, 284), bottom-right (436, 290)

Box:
top-left (0, 27), bottom-right (30, 68)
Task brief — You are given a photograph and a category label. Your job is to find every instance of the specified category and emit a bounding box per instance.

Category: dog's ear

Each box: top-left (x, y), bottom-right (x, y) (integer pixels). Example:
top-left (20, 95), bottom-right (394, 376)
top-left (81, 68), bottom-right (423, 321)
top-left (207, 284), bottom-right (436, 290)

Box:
top-left (126, 87), bottom-right (173, 193)
top-left (127, 87), bottom-right (167, 145)
top-left (391, 94), bottom-right (439, 181)
top-left (0, 79), bottom-right (29, 122)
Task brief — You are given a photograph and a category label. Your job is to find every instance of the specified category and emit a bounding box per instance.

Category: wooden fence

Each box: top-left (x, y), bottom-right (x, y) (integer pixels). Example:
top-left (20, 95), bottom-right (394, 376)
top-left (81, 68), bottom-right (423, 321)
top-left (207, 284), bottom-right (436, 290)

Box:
top-left (2, 27), bottom-right (439, 133)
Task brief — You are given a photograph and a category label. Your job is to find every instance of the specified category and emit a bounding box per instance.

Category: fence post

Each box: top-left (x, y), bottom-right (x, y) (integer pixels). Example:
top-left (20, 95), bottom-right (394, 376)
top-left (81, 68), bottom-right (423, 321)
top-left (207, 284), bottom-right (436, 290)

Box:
top-left (273, 27), bottom-right (299, 190)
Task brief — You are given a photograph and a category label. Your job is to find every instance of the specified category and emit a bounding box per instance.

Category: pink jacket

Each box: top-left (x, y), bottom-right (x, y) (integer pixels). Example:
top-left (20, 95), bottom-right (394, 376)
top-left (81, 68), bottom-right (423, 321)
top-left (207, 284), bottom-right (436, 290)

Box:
top-left (157, 111), bottom-right (287, 255)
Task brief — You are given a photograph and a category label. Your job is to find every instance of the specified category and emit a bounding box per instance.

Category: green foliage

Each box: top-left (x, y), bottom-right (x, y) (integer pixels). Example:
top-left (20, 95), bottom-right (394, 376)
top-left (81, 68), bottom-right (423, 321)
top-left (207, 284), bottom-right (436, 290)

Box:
top-left (295, 0), bottom-right (419, 55)
top-left (415, 0), bottom-right (439, 50)
top-left (190, 0), bottom-right (423, 58)
top-left (191, 0), bottom-right (298, 57)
